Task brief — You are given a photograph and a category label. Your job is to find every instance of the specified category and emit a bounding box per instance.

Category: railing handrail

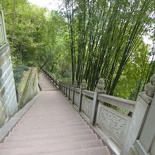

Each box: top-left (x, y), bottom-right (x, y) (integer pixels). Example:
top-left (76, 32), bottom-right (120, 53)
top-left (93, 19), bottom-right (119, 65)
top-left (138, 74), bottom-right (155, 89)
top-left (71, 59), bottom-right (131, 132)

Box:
top-left (58, 83), bottom-right (136, 112)
top-left (98, 94), bottom-right (136, 112)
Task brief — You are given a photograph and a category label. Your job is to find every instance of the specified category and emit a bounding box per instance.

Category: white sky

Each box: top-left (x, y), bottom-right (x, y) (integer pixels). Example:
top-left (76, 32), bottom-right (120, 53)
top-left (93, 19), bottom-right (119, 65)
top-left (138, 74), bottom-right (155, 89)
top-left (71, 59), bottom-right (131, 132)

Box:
top-left (28, 0), bottom-right (62, 11)
top-left (143, 36), bottom-right (153, 45)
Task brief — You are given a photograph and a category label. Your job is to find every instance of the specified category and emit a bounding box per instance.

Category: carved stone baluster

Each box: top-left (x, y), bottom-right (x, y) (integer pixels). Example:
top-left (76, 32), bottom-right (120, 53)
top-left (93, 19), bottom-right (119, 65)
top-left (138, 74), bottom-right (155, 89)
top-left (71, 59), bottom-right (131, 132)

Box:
top-left (72, 81), bottom-right (78, 105)
top-left (81, 79), bottom-right (86, 89)
top-left (62, 83), bottom-right (65, 94)
top-left (79, 79), bottom-right (87, 112)
top-left (95, 78), bottom-right (106, 93)
top-left (73, 81), bottom-right (78, 88)
top-left (68, 84), bottom-right (70, 100)
top-left (64, 82), bottom-right (68, 97)
top-left (91, 78), bottom-right (106, 125)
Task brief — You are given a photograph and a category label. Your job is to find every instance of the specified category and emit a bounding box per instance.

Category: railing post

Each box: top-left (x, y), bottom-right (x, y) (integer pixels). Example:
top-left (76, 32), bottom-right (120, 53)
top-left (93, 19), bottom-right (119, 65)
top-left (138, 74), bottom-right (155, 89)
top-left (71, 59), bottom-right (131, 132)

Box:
top-left (61, 84), bottom-right (63, 92)
top-left (53, 75), bottom-right (55, 83)
top-left (121, 75), bottom-right (155, 155)
top-left (135, 97), bottom-right (155, 154)
top-left (65, 85), bottom-right (67, 97)
top-left (72, 81), bottom-right (78, 105)
top-left (51, 74), bottom-right (53, 82)
top-left (128, 74), bottom-right (155, 155)
top-left (57, 81), bottom-right (60, 88)
top-left (62, 84), bottom-right (64, 94)
top-left (91, 78), bottom-right (105, 125)
top-left (79, 79), bottom-right (86, 112)
top-left (68, 86), bottom-right (70, 100)
top-left (64, 85), bottom-right (65, 95)
top-left (72, 87), bottom-right (75, 105)
top-left (121, 95), bottom-right (149, 155)
top-left (60, 83), bottom-right (62, 91)
top-left (66, 85), bottom-right (69, 98)
top-left (59, 82), bottom-right (61, 91)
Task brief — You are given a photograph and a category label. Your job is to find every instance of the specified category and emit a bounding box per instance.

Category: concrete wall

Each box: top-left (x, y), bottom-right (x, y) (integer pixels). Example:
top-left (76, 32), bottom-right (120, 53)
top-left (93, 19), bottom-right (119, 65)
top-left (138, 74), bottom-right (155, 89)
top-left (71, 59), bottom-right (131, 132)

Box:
top-left (0, 45), bottom-right (18, 127)
top-left (18, 67), bottom-right (39, 109)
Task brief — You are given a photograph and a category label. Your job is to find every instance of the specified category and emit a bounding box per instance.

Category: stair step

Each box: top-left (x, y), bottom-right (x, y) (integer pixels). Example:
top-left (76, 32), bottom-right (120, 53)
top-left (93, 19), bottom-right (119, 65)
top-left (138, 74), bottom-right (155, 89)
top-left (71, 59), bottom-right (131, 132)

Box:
top-left (13, 123), bottom-right (87, 131)
top-left (25, 111), bottom-right (79, 116)
top-left (9, 128), bottom-right (93, 137)
top-left (0, 140), bottom-right (103, 155)
top-left (19, 117), bottom-right (84, 124)
top-left (11, 124), bottom-right (90, 135)
top-left (27, 106), bottom-right (76, 110)
top-left (22, 114), bottom-right (80, 119)
top-left (15, 120), bottom-right (86, 128)
top-left (5, 130), bottom-right (95, 142)
top-left (1, 134), bottom-right (98, 149)
top-left (20, 115), bottom-right (82, 122)
top-left (12, 124), bottom-right (90, 132)
top-left (47, 147), bottom-right (111, 155)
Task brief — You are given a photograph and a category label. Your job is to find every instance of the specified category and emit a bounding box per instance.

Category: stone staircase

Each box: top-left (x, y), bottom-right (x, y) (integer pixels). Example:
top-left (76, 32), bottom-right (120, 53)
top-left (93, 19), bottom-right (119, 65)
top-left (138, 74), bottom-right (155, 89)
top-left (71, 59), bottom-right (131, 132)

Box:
top-left (0, 73), bottom-right (115, 155)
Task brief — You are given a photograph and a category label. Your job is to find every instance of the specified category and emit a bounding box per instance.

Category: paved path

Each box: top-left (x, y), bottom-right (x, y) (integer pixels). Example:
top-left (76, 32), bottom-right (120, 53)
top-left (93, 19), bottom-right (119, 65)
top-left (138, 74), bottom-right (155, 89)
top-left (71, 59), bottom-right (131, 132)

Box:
top-left (0, 73), bottom-right (113, 155)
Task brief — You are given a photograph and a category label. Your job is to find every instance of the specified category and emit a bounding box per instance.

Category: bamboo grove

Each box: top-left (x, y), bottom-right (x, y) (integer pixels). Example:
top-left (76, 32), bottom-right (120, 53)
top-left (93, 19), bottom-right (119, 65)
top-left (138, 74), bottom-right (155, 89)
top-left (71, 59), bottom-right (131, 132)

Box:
top-left (64, 0), bottom-right (155, 99)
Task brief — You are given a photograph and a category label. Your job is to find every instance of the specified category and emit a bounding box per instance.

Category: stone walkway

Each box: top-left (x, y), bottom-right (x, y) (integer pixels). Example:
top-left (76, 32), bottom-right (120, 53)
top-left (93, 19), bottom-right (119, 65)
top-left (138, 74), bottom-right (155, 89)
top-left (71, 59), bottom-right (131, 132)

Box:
top-left (0, 73), bottom-right (113, 155)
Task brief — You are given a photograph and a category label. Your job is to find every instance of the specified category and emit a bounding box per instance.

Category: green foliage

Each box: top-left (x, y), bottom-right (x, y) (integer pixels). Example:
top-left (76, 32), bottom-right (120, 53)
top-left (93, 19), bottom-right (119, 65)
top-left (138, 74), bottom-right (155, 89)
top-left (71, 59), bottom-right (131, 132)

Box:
top-left (114, 42), bottom-right (150, 100)
top-left (14, 65), bottom-right (29, 88)
top-left (1, 0), bottom-right (70, 83)
top-left (64, 0), bottom-right (155, 99)
top-left (1, 0), bottom-right (155, 100)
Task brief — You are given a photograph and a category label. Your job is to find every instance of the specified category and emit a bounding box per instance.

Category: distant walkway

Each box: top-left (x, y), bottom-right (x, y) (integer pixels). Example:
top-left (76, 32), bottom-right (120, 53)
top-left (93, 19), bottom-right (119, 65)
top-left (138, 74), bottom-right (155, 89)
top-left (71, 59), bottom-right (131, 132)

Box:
top-left (0, 73), bottom-right (112, 155)
top-left (39, 73), bottom-right (58, 91)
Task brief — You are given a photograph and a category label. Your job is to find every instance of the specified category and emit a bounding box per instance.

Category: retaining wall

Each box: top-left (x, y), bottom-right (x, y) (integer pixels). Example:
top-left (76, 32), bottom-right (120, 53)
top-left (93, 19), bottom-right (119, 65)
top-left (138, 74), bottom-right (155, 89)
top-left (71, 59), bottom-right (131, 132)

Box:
top-left (18, 67), bottom-right (39, 109)
top-left (0, 45), bottom-right (18, 127)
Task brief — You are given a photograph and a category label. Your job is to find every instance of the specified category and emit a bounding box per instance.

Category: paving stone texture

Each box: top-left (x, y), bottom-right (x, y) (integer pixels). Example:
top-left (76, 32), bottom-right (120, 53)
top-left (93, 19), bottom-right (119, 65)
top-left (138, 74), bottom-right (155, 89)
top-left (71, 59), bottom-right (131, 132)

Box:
top-left (0, 73), bottom-right (114, 155)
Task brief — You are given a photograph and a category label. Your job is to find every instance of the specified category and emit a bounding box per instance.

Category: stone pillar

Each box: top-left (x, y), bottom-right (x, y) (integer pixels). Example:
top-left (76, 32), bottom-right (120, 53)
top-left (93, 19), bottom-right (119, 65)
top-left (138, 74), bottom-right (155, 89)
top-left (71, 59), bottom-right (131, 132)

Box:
top-left (132, 74), bottom-right (155, 155)
top-left (79, 79), bottom-right (86, 112)
top-left (68, 85), bottom-right (71, 100)
top-left (91, 78), bottom-right (105, 125)
top-left (65, 85), bottom-right (67, 97)
top-left (72, 81), bottom-right (78, 105)
top-left (122, 74), bottom-right (155, 155)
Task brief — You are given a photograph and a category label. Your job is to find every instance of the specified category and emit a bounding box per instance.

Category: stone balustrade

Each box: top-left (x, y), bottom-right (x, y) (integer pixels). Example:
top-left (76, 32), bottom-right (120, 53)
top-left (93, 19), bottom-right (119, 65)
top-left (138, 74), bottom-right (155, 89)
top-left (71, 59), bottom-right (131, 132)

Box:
top-left (44, 70), bottom-right (153, 155)
top-left (58, 83), bottom-right (136, 154)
